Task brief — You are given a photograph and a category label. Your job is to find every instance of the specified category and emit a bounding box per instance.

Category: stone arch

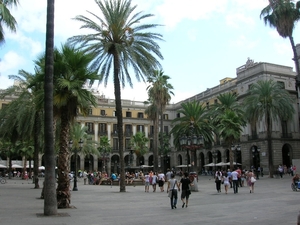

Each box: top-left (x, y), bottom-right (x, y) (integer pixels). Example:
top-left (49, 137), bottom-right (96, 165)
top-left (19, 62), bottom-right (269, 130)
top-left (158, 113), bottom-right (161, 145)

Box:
top-left (177, 154), bottom-right (183, 165)
top-left (282, 143), bottom-right (292, 167)
top-left (148, 154), bottom-right (153, 166)
top-left (70, 154), bottom-right (80, 173)
top-left (84, 154), bottom-right (94, 172)
top-left (111, 154), bottom-right (120, 174)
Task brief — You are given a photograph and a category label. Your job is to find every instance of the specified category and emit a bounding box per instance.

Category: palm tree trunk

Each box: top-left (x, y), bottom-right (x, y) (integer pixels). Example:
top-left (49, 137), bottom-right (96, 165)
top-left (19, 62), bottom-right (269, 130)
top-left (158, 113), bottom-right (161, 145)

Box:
top-left (113, 54), bottom-right (125, 192)
top-left (43, 0), bottom-right (57, 215)
top-left (289, 36), bottom-right (300, 90)
top-left (34, 111), bottom-right (40, 188)
top-left (57, 109), bottom-right (71, 208)
top-left (267, 113), bottom-right (274, 178)
top-left (153, 114), bottom-right (159, 172)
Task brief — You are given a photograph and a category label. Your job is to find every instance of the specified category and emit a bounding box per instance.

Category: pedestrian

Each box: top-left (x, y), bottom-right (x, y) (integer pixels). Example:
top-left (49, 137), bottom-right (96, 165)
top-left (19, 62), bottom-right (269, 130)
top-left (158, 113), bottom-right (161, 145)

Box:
top-left (247, 170), bottom-right (256, 193)
top-left (167, 173), bottom-right (180, 209)
top-left (231, 169), bottom-right (239, 194)
top-left (215, 170), bottom-right (222, 193)
top-left (83, 170), bottom-right (87, 185)
top-left (158, 171), bottom-right (165, 192)
top-left (151, 172), bottom-right (158, 192)
top-left (166, 168), bottom-right (172, 182)
top-left (180, 172), bottom-right (192, 208)
top-left (143, 172), bottom-right (150, 192)
top-left (222, 173), bottom-right (230, 194)
top-left (227, 169), bottom-right (232, 188)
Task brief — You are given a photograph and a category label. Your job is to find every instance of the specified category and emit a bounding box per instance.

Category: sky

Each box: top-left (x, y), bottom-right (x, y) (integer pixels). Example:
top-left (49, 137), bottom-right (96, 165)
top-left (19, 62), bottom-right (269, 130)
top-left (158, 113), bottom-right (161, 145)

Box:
top-left (1, 0), bottom-right (300, 104)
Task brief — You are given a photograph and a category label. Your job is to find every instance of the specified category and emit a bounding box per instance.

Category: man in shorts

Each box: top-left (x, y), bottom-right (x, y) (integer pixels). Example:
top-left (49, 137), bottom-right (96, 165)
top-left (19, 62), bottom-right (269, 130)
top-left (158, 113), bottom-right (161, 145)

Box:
top-left (180, 172), bottom-right (192, 208)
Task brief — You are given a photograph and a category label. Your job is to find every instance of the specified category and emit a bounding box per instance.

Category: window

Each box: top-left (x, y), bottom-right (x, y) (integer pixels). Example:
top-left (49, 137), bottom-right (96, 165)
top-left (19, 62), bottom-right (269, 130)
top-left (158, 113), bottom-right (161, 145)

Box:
top-left (113, 138), bottom-right (119, 150)
top-left (113, 124), bottom-right (118, 133)
top-left (125, 124), bottom-right (132, 136)
top-left (85, 122), bottom-right (94, 134)
top-left (277, 81), bottom-right (285, 89)
top-left (126, 111), bottom-right (132, 118)
top-left (88, 108), bottom-right (93, 115)
top-left (137, 125), bottom-right (144, 132)
top-left (98, 123), bottom-right (107, 135)
top-left (176, 113), bottom-right (180, 118)
top-left (214, 99), bottom-right (218, 104)
top-left (1, 103), bottom-right (8, 109)
top-left (164, 126), bottom-right (169, 135)
top-left (149, 139), bottom-right (153, 152)
top-left (113, 111), bottom-right (117, 117)
top-left (137, 112), bottom-right (144, 118)
top-left (100, 110), bottom-right (106, 116)
top-left (125, 139), bottom-right (131, 150)
top-left (163, 114), bottom-right (168, 120)
top-left (206, 102), bottom-right (209, 109)
top-left (149, 126), bottom-right (154, 136)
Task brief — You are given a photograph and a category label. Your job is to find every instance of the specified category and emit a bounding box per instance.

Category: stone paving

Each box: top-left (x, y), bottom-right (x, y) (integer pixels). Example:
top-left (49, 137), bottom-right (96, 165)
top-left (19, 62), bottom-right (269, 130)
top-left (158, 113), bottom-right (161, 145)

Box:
top-left (0, 175), bottom-right (299, 225)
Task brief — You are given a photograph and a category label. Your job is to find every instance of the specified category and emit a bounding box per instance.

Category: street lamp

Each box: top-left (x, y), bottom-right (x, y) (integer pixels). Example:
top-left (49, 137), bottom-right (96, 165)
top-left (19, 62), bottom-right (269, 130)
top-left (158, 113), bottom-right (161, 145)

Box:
top-left (212, 150), bottom-right (218, 174)
top-left (179, 122), bottom-right (204, 173)
top-left (70, 139), bottom-right (83, 191)
top-left (231, 144), bottom-right (241, 168)
top-left (251, 145), bottom-right (260, 172)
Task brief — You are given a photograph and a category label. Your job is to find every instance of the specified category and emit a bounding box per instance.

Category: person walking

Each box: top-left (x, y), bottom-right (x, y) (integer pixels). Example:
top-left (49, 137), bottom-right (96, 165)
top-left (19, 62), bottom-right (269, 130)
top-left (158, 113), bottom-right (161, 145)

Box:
top-left (231, 169), bottom-right (239, 194)
top-left (247, 170), bottom-right (256, 193)
top-left (180, 172), bottom-right (192, 208)
top-left (222, 173), bottom-right (230, 194)
top-left (215, 170), bottom-right (222, 193)
top-left (144, 172), bottom-right (150, 192)
top-left (167, 173), bottom-right (180, 209)
top-left (158, 171), bottom-right (165, 192)
top-left (151, 172), bottom-right (158, 192)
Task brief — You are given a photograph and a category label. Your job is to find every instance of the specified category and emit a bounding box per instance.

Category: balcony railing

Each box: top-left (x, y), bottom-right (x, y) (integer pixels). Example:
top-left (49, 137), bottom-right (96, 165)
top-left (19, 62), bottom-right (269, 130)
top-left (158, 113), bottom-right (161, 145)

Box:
top-left (281, 133), bottom-right (292, 138)
top-left (124, 131), bottom-right (133, 137)
top-left (98, 131), bottom-right (108, 136)
top-left (248, 134), bottom-right (258, 141)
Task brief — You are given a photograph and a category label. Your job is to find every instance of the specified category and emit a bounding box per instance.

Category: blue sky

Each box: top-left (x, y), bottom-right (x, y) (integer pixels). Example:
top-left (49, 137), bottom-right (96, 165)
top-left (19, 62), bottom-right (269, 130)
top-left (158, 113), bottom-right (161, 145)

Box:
top-left (0, 0), bottom-right (300, 103)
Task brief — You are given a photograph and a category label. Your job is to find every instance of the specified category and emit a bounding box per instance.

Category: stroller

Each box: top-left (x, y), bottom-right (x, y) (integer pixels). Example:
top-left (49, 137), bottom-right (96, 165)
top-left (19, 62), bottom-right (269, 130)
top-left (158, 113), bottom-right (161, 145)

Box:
top-left (291, 181), bottom-right (300, 191)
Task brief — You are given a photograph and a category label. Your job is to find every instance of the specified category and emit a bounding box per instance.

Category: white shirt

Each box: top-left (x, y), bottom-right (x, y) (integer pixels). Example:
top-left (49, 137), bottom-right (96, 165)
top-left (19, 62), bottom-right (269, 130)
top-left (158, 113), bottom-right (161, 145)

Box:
top-left (231, 171), bottom-right (238, 180)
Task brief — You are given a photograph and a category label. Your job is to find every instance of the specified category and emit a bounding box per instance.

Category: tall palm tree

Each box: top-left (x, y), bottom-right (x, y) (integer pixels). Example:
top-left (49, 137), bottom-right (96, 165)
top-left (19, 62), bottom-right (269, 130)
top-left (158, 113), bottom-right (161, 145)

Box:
top-left (171, 101), bottom-right (214, 169)
top-left (210, 92), bottom-right (246, 169)
top-left (144, 101), bottom-right (159, 171)
top-left (146, 70), bottom-right (174, 172)
top-left (243, 79), bottom-right (295, 177)
top-left (98, 135), bottom-right (111, 171)
top-left (260, 0), bottom-right (300, 86)
top-left (215, 109), bottom-right (245, 170)
top-left (130, 131), bottom-right (149, 160)
top-left (0, 0), bottom-right (19, 44)
top-left (69, 0), bottom-right (163, 192)
top-left (52, 43), bottom-right (99, 208)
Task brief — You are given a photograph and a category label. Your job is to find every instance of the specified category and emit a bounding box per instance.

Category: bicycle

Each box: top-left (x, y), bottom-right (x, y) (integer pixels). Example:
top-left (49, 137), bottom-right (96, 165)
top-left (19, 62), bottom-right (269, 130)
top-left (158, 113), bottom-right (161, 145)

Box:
top-left (0, 176), bottom-right (6, 184)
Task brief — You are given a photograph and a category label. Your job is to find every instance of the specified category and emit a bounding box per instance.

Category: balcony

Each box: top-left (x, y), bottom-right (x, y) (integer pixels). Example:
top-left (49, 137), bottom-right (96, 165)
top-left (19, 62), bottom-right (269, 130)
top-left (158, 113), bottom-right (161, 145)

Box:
top-left (248, 134), bottom-right (258, 141)
top-left (124, 131), bottom-right (133, 137)
top-left (86, 130), bottom-right (94, 135)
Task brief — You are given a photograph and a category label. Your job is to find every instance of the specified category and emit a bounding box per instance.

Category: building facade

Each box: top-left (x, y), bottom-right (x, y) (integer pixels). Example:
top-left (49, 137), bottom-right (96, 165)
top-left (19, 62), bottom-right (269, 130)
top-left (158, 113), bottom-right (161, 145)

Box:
top-left (1, 57), bottom-right (300, 175)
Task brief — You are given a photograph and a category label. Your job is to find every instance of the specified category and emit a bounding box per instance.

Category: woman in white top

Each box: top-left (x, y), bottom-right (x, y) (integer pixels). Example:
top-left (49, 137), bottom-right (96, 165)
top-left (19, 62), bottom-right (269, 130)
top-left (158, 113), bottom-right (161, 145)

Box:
top-left (167, 173), bottom-right (180, 209)
top-left (222, 173), bottom-right (230, 194)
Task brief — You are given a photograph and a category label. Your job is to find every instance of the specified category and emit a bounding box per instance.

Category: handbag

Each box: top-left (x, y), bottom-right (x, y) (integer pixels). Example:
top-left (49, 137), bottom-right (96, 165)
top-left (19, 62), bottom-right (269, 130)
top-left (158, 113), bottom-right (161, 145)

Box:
top-left (251, 176), bottom-right (256, 183)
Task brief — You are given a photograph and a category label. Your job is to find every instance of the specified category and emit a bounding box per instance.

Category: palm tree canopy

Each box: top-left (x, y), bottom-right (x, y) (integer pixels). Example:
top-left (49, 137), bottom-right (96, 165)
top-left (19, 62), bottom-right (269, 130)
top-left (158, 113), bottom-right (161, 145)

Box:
top-left (130, 131), bottom-right (148, 156)
top-left (0, 0), bottom-right (19, 44)
top-left (146, 70), bottom-right (174, 110)
top-left (68, 0), bottom-right (164, 88)
top-left (243, 79), bottom-right (295, 123)
top-left (260, 0), bottom-right (300, 38)
top-left (171, 101), bottom-right (214, 148)
top-left (52, 43), bottom-right (100, 121)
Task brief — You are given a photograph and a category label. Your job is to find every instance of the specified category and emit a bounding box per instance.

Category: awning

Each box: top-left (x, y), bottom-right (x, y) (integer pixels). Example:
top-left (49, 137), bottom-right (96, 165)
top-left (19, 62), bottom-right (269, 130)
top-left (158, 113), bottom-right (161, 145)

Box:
top-left (216, 162), bottom-right (227, 166)
top-left (0, 164), bottom-right (7, 168)
top-left (176, 164), bottom-right (191, 168)
top-left (204, 163), bottom-right (216, 167)
top-left (11, 164), bottom-right (23, 168)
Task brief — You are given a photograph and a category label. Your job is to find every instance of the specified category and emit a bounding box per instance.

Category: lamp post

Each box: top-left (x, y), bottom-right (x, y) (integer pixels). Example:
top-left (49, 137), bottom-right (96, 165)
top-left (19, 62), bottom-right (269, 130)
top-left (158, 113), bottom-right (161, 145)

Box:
top-left (179, 122), bottom-right (204, 173)
top-left (71, 138), bottom-right (83, 191)
top-left (231, 144), bottom-right (241, 168)
top-left (212, 150), bottom-right (218, 174)
top-left (251, 145), bottom-right (260, 178)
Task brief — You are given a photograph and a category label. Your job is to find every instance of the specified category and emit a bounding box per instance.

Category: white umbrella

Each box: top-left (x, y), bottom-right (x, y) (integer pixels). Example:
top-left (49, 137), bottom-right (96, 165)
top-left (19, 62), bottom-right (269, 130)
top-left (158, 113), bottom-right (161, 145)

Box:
top-left (204, 163), bottom-right (216, 167)
top-left (216, 162), bottom-right (227, 166)
top-left (26, 164), bottom-right (33, 168)
top-left (140, 165), bottom-right (153, 168)
top-left (11, 164), bottom-right (23, 168)
top-left (0, 164), bottom-right (7, 168)
top-left (226, 162), bottom-right (242, 166)
top-left (38, 166), bottom-right (45, 170)
top-left (176, 164), bottom-right (191, 168)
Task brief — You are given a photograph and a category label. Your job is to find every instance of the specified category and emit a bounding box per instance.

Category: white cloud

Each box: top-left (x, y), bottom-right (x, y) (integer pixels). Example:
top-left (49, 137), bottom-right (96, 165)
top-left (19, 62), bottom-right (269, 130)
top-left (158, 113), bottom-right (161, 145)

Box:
top-left (0, 51), bottom-right (25, 74)
top-left (230, 35), bottom-right (259, 49)
top-left (226, 13), bottom-right (255, 29)
top-left (156, 0), bottom-right (228, 29)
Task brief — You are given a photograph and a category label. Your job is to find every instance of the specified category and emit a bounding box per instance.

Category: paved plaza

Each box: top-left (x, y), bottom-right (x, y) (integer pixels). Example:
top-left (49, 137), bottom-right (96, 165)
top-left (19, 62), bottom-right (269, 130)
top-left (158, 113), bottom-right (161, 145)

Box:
top-left (0, 175), bottom-right (299, 225)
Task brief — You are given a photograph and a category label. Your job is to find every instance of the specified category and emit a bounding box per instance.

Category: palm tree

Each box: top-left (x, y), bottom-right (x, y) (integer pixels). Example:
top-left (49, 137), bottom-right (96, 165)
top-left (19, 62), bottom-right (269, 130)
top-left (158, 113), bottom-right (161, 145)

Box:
top-left (69, 0), bottom-right (163, 192)
top-left (215, 109), bottom-right (245, 170)
top-left (146, 70), bottom-right (174, 172)
top-left (52, 43), bottom-right (99, 208)
top-left (260, 0), bottom-right (300, 86)
top-left (144, 101), bottom-right (159, 171)
top-left (98, 136), bottom-right (112, 171)
top-left (130, 131), bottom-right (149, 163)
top-left (243, 79), bottom-right (295, 177)
top-left (210, 92), bottom-right (246, 170)
top-left (171, 101), bottom-right (214, 169)
top-left (0, 0), bottom-right (19, 44)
